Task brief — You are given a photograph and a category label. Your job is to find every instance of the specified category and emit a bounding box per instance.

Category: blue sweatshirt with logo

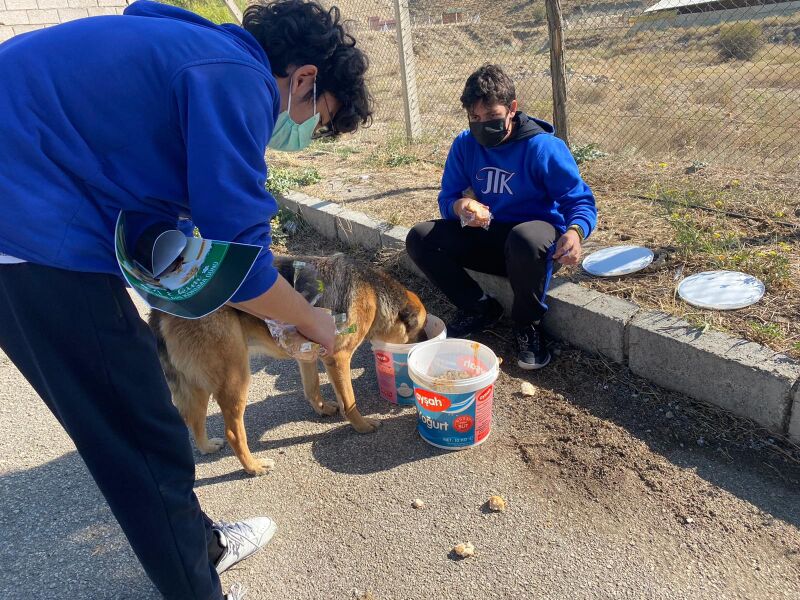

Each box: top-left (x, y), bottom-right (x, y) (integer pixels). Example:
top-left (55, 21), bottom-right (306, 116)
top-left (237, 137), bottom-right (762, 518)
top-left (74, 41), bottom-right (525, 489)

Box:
top-left (438, 115), bottom-right (597, 239)
top-left (0, 1), bottom-right (281, 301)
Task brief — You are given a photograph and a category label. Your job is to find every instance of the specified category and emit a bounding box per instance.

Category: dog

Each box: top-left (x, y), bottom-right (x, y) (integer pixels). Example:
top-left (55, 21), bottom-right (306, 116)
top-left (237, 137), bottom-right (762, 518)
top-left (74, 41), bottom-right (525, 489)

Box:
top-left (149, 253), bottom-right (428, 475)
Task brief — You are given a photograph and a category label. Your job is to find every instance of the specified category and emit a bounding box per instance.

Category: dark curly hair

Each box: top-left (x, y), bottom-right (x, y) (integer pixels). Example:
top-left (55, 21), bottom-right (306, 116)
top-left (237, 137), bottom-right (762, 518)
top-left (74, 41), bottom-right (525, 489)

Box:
top-left (460, 63), bottom-right (516, 111)
top-left (243, 0), bottom-right (373, 134)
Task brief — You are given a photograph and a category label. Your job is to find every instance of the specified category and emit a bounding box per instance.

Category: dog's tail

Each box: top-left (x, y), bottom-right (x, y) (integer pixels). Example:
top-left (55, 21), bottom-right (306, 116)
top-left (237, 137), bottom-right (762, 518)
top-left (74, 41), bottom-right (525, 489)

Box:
top-left (147, 310), bottom-right (182, 390)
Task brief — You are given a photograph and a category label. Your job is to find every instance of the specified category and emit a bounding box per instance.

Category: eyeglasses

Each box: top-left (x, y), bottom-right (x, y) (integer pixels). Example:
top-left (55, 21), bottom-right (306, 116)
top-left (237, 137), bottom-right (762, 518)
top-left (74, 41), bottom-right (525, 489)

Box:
top-left (312, 93), bottom-right (338, 140)
top-left (311, 126), bottom-right (337, 140)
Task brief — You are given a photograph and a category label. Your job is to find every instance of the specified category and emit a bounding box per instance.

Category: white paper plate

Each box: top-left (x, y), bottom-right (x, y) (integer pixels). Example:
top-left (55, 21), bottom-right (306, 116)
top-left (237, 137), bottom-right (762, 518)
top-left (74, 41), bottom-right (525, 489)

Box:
top-left (677, 270), bottom-right (765, 310)
top-left (582, 245), bottom-right (654, 277)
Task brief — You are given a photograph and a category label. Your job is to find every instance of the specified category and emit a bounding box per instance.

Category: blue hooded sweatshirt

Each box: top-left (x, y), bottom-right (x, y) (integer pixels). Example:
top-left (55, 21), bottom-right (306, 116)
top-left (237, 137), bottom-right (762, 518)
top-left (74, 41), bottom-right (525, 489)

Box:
top-left (438, 114), bottom-right (597, 239)
top-left (0, 1), bottom-right (281, 301)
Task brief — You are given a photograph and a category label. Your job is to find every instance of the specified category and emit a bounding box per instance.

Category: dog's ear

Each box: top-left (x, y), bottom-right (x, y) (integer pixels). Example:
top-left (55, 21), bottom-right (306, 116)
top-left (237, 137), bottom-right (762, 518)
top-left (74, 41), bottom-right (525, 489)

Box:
top-left (398, 303), bottom-right (420, 332)
top-left (398, 290), bottom-right (426, 337)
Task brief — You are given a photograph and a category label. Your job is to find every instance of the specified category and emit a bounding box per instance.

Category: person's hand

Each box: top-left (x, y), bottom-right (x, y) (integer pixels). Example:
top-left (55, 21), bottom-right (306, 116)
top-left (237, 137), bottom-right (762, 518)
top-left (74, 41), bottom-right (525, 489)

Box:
top-left (453, 197), bottom-right (491, 228)
top-left (295, 306), bottom-right (336, 355)
top-left (553, 229), bottom-right (582, 265)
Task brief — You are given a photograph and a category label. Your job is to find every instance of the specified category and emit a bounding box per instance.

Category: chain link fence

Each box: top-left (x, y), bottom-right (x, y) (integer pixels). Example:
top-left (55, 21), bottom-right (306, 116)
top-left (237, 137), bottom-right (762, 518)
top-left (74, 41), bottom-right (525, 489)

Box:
top-left (321, 0), bottom-right (800, 173)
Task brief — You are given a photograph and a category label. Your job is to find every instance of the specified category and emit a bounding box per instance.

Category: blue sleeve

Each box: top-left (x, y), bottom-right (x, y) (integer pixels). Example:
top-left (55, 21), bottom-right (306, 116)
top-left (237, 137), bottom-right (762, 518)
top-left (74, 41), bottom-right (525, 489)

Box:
top-left (437, 134), bottom-right (471, 220)
top-left (177, 218), bottom-right (195, 237)
top-left (534, 136), bottom-right (597, 238)
top-left (172, 62), bottom-right (279, 302)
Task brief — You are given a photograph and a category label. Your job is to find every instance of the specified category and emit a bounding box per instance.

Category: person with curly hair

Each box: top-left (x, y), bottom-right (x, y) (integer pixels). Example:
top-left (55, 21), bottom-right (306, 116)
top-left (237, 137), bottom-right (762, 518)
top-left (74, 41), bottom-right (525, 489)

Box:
top-left (406, 64), bottom-right (597, 370)
top-left (0, 1), bottom-right (371, 598)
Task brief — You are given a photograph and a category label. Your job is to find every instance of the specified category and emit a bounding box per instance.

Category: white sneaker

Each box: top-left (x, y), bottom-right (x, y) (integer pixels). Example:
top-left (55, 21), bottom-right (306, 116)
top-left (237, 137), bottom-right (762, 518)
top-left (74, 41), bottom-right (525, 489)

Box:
top-left (214, 517), bottom-right (277, 575)
top-left (226, 582), bottom-right (246, 600)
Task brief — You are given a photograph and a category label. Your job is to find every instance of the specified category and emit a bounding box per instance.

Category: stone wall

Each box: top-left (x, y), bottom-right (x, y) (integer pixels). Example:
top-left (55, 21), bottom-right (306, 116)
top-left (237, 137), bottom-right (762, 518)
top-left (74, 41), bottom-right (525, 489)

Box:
top-left (1, 0), bottom-right (128, 43)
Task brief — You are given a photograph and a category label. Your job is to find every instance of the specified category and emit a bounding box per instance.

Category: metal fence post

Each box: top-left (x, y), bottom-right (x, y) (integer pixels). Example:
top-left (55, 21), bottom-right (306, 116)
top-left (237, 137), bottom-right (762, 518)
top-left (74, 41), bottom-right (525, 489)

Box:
top-left (223, 0), bottom-right (243, 23)
top-left (545, 0), bottom-right (570, 147)
top-left (392, 0), bottom-right (422, 140)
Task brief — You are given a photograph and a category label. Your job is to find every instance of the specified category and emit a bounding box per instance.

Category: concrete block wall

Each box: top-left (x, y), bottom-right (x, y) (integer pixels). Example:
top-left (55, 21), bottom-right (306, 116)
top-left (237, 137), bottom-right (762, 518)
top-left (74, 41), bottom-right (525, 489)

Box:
top-left (278, 190), bottom-right (800, 443)
top-left (0, 0), bottom-right (127, 43)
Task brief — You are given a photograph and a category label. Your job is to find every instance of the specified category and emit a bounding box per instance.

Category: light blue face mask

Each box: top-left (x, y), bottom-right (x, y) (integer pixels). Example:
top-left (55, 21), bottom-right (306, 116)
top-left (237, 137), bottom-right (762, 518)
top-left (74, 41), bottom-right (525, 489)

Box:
top-left (268, 80), bottom-right (320, 153)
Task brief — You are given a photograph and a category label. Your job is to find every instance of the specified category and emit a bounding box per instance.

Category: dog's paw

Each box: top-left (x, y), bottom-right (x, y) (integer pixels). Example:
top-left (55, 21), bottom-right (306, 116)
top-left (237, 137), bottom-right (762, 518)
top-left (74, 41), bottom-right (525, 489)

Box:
top-left (353, 417), bottom-right (382, 434)
top-left (245, 458), bottom-right (276, 477)
top-left (312, 400), bottom-right (339, 417)
top-left (198, 438), bottom-right (225, 454)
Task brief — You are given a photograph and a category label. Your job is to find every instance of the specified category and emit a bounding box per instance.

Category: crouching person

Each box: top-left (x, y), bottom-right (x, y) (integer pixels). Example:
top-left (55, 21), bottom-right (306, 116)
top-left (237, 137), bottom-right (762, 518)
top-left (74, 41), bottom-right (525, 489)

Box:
top-left (406, 64), bottom-right (597, 370)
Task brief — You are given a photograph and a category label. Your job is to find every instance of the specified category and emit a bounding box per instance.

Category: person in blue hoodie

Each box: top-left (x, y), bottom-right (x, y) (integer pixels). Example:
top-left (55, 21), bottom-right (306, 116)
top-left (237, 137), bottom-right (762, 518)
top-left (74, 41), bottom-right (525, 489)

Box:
top-left (0, 1), bottom-right (371, 598)
top-left (406, 64), bottom-right (597, 370)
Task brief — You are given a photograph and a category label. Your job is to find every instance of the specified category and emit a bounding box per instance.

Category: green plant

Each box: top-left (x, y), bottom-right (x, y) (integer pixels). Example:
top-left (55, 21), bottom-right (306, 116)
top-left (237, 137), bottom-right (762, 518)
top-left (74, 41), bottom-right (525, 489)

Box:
top-left (571, 143), bottom-right (607, 164)
top-left (532, 3), bottom-right (547, 24)
top-left (266, 167), bottom-right (321, 195)
top-left (161, 0), bottom-right (234, 24)
top-left (747, 321), bottom-right (783, 344)
top-left (386, 213), bottom-right (402, 227)
top-left (367, 135), bottom-right (418, 168)
top-left (684, 314), bottom-right (711, 333)
top-left (717, 23), bottom-right (762, 61)
top-left (309, 138), bottom-right (360, 159)
top-left (333, 145), bottom-right (360, 159)
top-left (668, 213), bottom-right (735, 255)
top-left (792, 342), bottom-right (800, 354)
top-left (666, 209), bottom-right (791, 287)
top-left (269, 208), bottom-right (302, 242)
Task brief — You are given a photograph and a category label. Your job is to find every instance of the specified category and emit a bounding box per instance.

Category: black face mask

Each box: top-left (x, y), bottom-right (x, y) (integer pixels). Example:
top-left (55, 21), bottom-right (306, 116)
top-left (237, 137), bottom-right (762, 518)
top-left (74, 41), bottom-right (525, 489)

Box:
top-left (469, 117), bottom-right (508, 148)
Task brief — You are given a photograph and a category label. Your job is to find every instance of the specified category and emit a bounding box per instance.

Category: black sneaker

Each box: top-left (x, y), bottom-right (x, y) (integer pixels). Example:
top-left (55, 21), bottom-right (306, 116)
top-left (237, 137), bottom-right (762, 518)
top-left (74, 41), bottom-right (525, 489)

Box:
top-left (447, 297), bottom-right (504, 338)
top-left (515, 323), bottom-right (551, 370)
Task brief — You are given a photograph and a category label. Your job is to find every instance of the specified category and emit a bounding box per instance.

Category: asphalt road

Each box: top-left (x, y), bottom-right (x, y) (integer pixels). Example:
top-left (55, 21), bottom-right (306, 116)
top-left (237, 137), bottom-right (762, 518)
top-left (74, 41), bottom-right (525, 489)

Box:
top-left (1, 291), bottom-right (799, 600)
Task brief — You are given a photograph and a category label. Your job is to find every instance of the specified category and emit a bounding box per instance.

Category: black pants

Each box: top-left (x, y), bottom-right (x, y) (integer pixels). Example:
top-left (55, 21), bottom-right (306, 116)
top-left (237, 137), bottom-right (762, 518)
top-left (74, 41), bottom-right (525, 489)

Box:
top-left (406, 219), bottom-right (559, 326)
top-left (0, 263), bottom-right (223, 600)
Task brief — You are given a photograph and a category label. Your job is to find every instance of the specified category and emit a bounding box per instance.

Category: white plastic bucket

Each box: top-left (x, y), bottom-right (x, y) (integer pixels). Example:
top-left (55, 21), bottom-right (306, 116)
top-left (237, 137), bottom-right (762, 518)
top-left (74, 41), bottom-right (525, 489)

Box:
top-left (407, 339), bottom-right (499, 450)
top-left (371, 314), bottom-right (446, 406)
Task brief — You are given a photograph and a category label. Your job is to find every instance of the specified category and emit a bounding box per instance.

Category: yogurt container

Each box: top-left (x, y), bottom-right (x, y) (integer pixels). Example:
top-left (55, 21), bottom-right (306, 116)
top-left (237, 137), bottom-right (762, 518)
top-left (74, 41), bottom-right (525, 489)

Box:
top-left (371, 314), bottom-right (446, 406)
top-left (407, 339), bottom-right (499, 450)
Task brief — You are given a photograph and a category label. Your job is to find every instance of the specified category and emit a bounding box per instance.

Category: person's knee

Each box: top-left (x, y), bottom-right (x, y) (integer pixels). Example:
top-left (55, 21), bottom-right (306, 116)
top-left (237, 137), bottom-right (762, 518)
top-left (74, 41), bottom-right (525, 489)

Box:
top-left (505, 222), bottom-right (554, 260)
top-left (405, 222), bottom-right (434, 261)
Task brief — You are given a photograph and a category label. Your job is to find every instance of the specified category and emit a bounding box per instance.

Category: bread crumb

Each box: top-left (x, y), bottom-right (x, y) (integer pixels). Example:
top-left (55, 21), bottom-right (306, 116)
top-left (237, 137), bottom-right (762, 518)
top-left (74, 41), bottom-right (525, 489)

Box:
top-left (411, 498), bottom-right (425, 509)
top-left (453, 542), bottom-right (475, 558)
top-left (488, 495), bottom-right (507, 512)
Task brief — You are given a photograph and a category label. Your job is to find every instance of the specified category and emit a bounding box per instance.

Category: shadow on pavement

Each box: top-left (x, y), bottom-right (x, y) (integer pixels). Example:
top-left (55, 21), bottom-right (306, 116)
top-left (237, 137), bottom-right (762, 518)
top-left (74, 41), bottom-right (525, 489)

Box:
top-left (195, 342), bottom-right (444, 479)
top-left (0, 452), bottom-right (157, 599)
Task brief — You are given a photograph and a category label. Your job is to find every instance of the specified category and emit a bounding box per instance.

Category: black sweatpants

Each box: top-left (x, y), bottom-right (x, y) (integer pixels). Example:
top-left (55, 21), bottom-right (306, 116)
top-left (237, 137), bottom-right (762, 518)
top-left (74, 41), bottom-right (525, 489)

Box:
top-left (0, 263), bottom-right (224, 600)
top-left (406, 219), bottom-right (559, 326)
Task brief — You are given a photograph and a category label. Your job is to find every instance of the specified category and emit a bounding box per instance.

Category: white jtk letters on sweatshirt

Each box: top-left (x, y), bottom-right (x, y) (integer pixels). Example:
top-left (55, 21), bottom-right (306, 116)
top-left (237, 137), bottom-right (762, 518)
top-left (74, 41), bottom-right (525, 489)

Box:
top-left (477, 167), bottom-right (515, 195)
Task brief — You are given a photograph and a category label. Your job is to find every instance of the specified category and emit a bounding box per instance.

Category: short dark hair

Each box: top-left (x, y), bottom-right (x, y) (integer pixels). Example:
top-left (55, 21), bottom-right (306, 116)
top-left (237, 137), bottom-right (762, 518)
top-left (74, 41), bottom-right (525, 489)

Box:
top-left (243, 0), bottom-right (373, 134)
top-left (460, 63), bottom-right (516, 111)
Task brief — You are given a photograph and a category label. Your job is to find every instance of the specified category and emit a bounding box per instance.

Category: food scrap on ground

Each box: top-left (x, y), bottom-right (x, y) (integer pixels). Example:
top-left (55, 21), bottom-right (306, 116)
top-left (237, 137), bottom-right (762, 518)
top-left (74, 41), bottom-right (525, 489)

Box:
top-left (488, 495), bottom-right (507, 512)
top-left (453, 542), bottom-right (475, 558)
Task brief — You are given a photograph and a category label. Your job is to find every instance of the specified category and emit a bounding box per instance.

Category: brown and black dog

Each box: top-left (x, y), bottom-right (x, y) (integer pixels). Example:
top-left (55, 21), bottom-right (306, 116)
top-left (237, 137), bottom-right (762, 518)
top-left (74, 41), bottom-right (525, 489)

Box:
top-left (149, 254), bottom-right (427, 475)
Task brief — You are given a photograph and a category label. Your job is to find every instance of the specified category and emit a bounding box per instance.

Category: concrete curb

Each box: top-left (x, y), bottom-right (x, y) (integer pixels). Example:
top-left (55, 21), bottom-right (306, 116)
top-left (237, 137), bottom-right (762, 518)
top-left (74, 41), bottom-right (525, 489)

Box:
top-left (277, 190), bottom-right (800, 441)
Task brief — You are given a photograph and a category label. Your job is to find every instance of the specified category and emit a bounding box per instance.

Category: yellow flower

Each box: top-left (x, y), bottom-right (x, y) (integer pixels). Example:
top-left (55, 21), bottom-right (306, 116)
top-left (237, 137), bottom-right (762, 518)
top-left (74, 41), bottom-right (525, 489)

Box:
top-left (713, 232), bottom-right (722, 238)
top-left (671, 212), bottom-right (680, 219)
top-left (775, 211), bottom-right (785, 218)
top-left (731, 179), bottom-right (740, 186)
top-left (659, 162), bottom-right (669, 168)
top-left (714, 200), bottom-right (724, 208)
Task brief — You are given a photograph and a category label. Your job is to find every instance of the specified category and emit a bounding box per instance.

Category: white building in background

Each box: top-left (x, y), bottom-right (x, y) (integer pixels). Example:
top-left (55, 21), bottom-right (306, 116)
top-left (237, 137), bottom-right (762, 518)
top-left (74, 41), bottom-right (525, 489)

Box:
top-left (635, 0), bottom-right (800, 28)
